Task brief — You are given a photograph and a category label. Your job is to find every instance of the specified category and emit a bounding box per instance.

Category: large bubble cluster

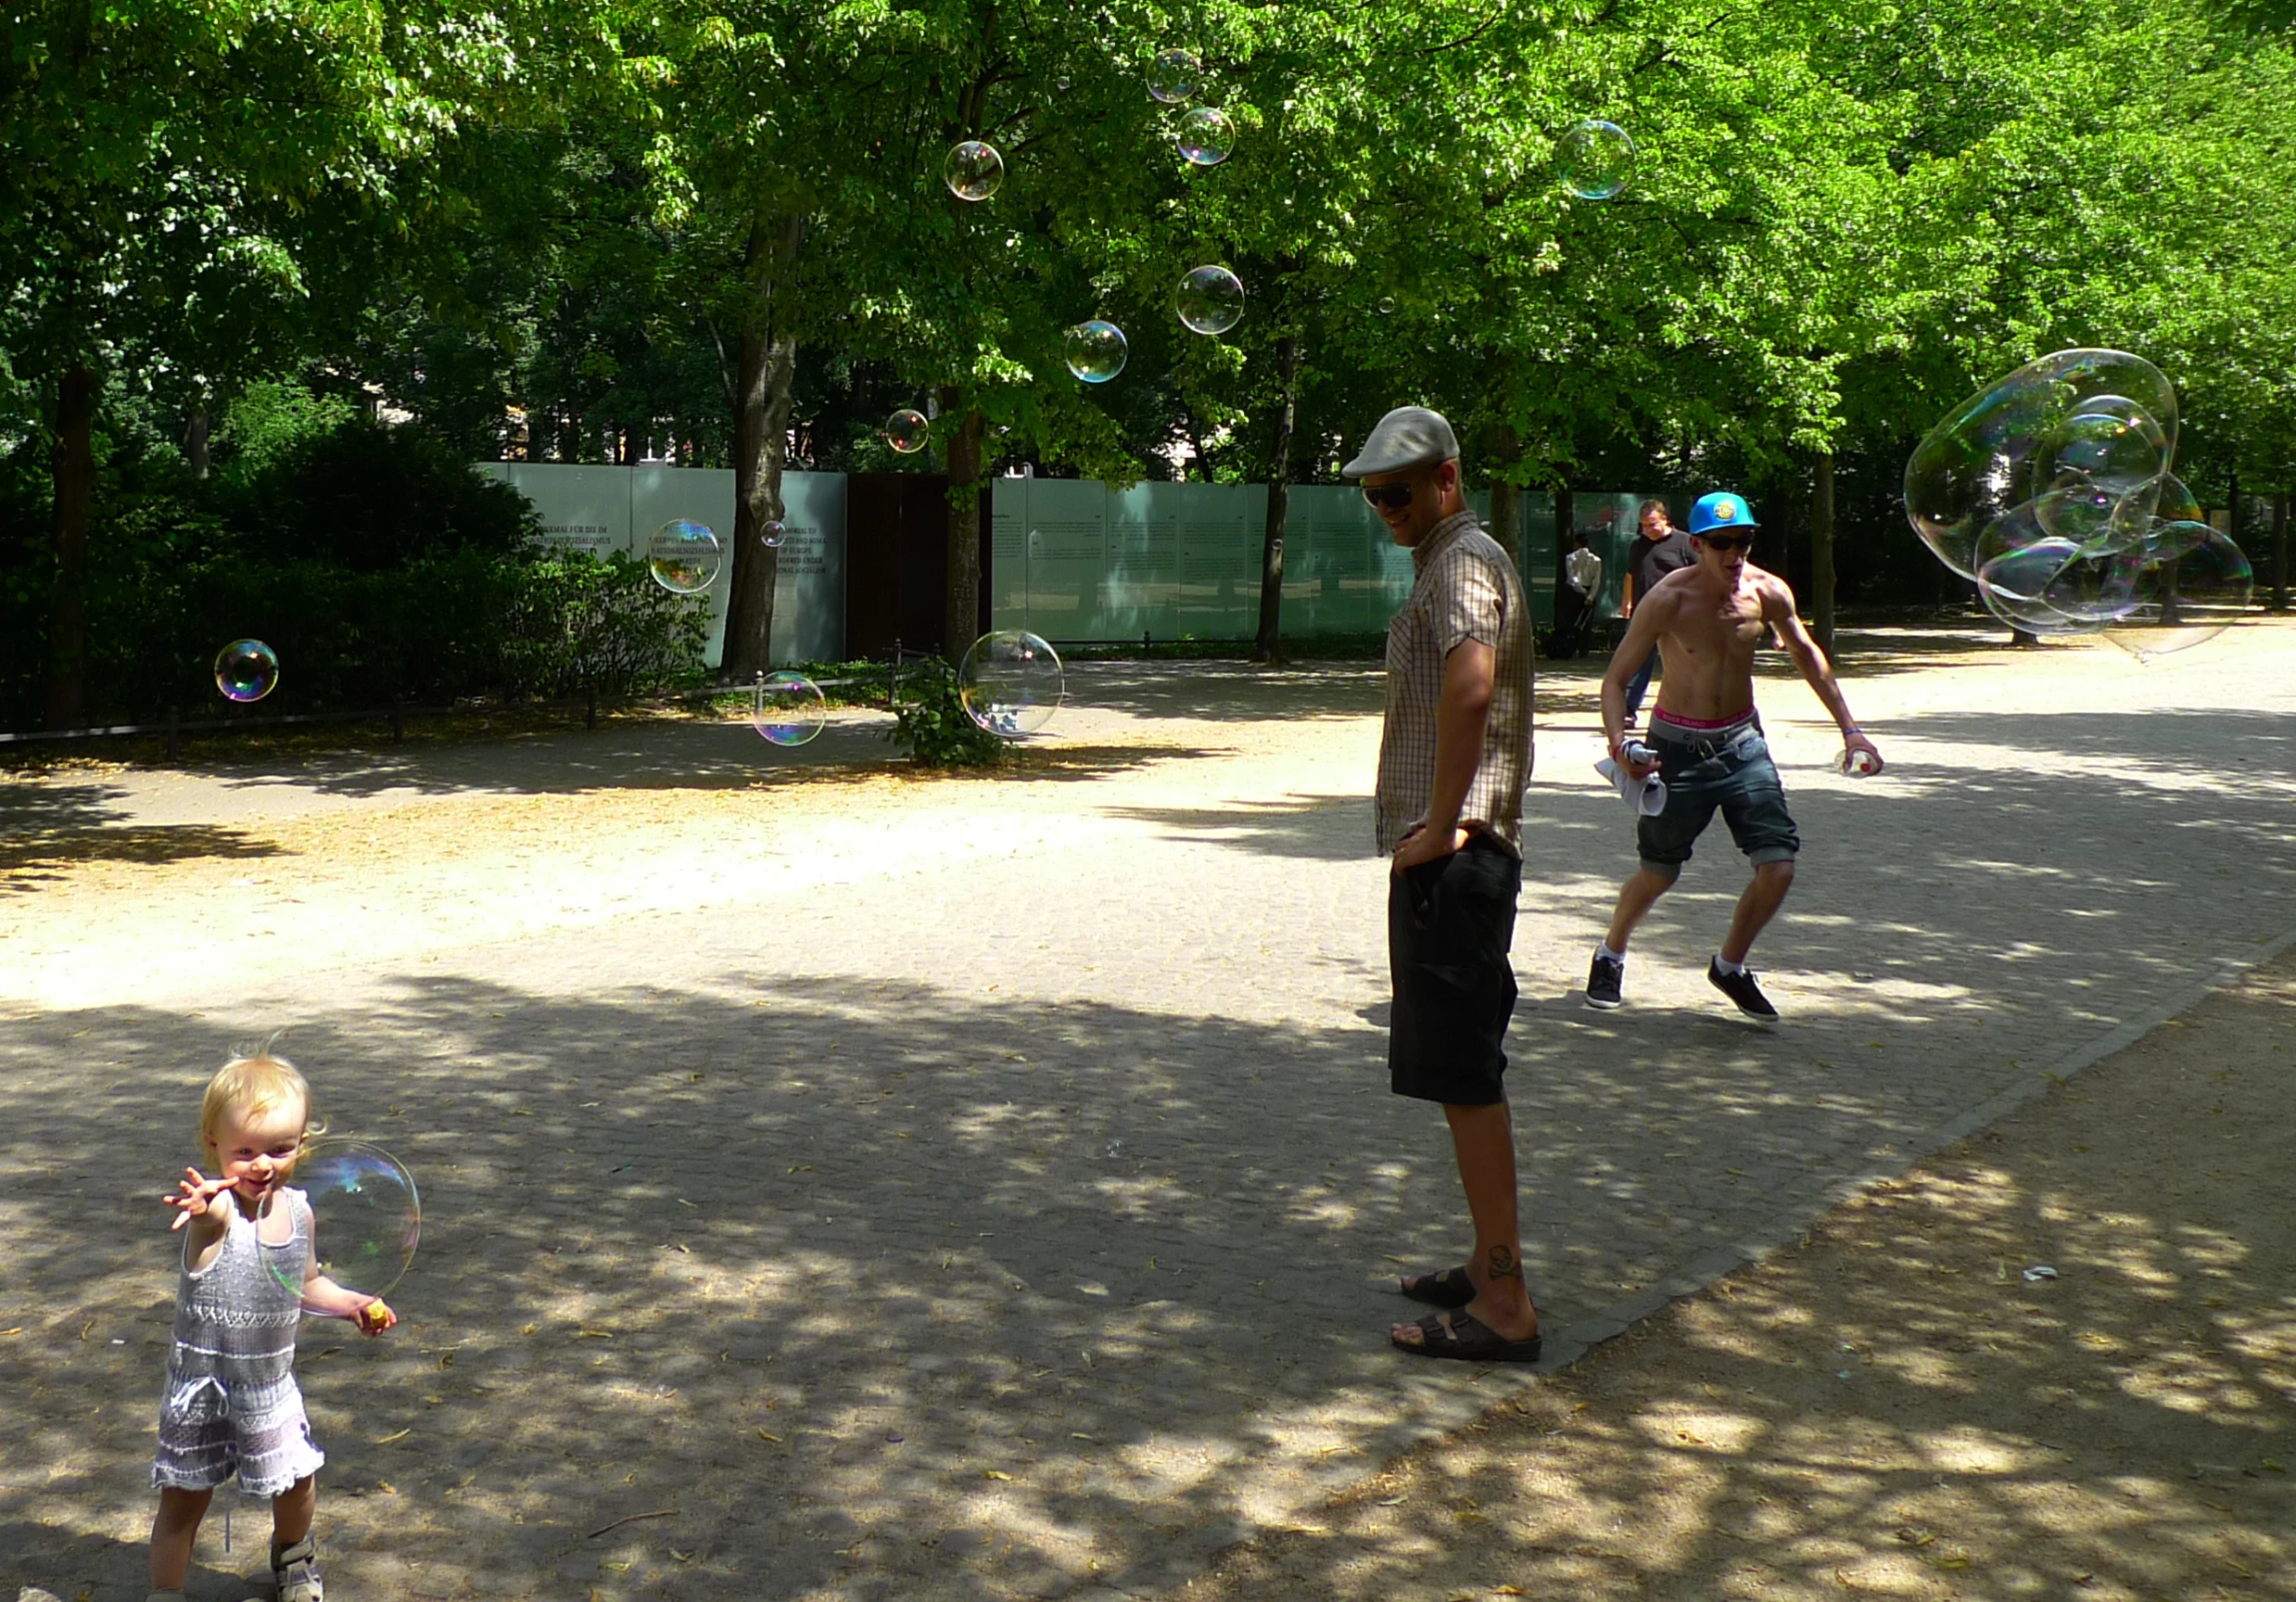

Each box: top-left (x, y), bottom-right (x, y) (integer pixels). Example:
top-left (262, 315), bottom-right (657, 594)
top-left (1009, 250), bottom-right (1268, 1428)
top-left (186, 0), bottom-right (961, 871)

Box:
top-left (1903, 348), bottom-right (2252, 659)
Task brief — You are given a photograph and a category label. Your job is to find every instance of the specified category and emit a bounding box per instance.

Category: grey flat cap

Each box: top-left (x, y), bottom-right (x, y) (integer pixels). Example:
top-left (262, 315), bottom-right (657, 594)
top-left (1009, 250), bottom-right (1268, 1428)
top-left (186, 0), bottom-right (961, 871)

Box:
top-left (1343, 406), bottom-right (1460, 478)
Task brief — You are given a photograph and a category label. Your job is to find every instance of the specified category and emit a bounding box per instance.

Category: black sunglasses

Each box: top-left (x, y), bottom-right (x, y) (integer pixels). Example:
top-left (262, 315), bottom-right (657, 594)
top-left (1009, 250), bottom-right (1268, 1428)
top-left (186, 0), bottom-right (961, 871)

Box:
top-left (1361, 481), bottom-right (1416, 511)
top-left (1699, 533), bottom-right (1755, 553)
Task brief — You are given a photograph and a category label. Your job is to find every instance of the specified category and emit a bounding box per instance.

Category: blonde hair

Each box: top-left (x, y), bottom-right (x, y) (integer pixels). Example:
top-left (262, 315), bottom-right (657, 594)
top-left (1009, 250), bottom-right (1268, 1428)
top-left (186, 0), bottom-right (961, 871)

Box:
top-left (199, 1040), bottom-right (325, 1157)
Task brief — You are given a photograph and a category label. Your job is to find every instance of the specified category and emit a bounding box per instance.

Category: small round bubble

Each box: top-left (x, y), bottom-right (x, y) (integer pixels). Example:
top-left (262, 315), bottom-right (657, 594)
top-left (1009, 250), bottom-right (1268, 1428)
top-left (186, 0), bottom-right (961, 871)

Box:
top-left (1559, 119), bottom-right (1635, 200)
top-left (752, 671), bottom-right (826, 747)
top-left (1175, 265), bottom-right (1245, 336)
top-left (943, 140), bottom-right (1004, 202)
top-left (268, 1140), bottom-right (420, 1304)
top-left (646, 520), bottom-right (722, 595)
top-left (1064, 320), bottom-right (1128, 383)
top-left (1175, 106), bottom-right (1233, 166)
top-left (885, 409), bottom-right (930, 454)
top-left (1148, 48), bottom-right (1200, 105)
top-left (1377, 297), bottom-right (1396, 315)
top-left (761, 520), bottom-right (786, 550)
top-left (958, 630), bottom-right (1065, 738)
top-left (214, 640), bottom-right (280, 704)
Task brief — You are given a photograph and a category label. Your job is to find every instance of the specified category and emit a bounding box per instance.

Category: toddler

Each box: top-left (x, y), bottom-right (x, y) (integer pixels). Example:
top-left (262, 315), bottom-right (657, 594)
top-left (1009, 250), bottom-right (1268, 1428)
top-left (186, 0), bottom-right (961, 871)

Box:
top-left (148, 1051), bottom-right (397, 1602)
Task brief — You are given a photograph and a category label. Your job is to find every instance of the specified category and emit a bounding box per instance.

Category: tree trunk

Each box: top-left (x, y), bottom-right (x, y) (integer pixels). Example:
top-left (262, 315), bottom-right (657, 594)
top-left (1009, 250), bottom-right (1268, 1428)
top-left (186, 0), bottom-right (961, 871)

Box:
top-left (1811, 448), bottom-right (1837, 660)
top-left (2272, 490), bottom-right (2289, 613)
top-left (942, 397), bottom-right (986, 660)
top-left (1254, 335), bottom-right (1300, 663)
top-left (1484, 422), bottom-right (1521, 568)
top-left (720, 215), bottom-right (805, 680)
top-left (44, 363), bottom-right (98, 731)
top-left (185, 403), bottom-right (211, 481)
top-left (1552, 483), bottom-right (1574, 639)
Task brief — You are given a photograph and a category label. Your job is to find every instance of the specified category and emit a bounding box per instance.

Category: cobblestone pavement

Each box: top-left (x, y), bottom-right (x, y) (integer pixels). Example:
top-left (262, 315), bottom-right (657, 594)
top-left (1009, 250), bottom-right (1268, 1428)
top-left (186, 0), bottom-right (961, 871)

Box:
top-left (5, 627), bottom-right (2295, 1601)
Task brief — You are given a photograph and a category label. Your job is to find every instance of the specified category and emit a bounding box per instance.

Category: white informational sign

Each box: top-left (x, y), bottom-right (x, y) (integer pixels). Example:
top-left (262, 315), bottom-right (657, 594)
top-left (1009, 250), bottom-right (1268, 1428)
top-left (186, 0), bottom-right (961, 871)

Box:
top-left (479, 464), bottom-right (845, 666)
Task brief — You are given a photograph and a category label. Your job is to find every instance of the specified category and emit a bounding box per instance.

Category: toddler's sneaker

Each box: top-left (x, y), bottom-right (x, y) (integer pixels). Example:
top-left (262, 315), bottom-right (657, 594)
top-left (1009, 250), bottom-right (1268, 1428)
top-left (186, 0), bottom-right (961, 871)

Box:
top-left (272, 1536), bottom-right (324, 1602)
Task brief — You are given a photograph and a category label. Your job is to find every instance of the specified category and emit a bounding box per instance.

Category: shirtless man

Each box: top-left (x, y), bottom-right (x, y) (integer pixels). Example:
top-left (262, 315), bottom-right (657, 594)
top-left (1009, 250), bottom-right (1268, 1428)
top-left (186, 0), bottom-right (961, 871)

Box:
top-left (1585, 492), bottom-right (1882, 1020)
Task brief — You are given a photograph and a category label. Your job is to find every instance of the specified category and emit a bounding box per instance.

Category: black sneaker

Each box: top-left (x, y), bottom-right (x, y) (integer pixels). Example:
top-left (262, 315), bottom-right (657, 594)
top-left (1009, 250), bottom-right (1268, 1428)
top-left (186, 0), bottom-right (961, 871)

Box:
top-left (1708, 958), bottom-right (1778, 1021)
top-left (1586, 950), bottom-right (1625, 1009)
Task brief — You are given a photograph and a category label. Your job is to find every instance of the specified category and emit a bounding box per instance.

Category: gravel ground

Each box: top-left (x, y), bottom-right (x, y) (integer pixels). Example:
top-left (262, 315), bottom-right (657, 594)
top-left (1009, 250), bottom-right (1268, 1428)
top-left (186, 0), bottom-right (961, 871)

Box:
top-left (3, 621), bottom-right (2293, 1602)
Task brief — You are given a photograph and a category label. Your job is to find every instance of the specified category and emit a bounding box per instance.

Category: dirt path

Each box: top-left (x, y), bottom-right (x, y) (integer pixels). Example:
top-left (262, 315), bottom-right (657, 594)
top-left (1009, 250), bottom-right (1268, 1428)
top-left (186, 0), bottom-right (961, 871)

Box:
top-left (3, 623), bottom-right (2293, 1602)
top-left (1176, 953), bottom-right (2296, 1602)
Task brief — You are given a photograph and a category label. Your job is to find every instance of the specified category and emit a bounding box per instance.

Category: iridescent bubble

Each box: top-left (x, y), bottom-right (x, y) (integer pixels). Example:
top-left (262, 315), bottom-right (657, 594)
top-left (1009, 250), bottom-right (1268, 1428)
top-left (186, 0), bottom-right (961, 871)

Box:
top-left (958, 630), bottom-right (1064, 737)
top-left (267, 1140), bottom-right (421, 1306)
top-left (1176, 106), bottom-right (1233, 165)
top-left (2046, 408), bottom-right (2166, 499)
top-left (214, 640), bottom-right (280, 704)
top-left (1063, 320), bottom-right (1128, 383)
top-left (1377, 297), bottom-right (1396, 315)
top-left (761, 520), bottom-right (786, 550)
top-left (943, 140), bottom-right (1004, 202)
top-left (1148, 48), bottom-right (1200, 105)
top-left (751, 671), bottom-right (826, 747)
top-left (1975, 539), bottom-right (2095, 636)
top-left (2038, 544), bottom-right (2143, 629)
top-left (1174, 265), bottom-right (1244, 336)
top-left (1905, 349), bottom-right (2179, 579)
top-left (1559, 119), bottom-right (1635, 200)
top-left (2108, 522), bottom-right (2254, 660)
top-left (885, 409), bottom-right (930, 454)
top-left (646, 519), bottom-right (722, 595)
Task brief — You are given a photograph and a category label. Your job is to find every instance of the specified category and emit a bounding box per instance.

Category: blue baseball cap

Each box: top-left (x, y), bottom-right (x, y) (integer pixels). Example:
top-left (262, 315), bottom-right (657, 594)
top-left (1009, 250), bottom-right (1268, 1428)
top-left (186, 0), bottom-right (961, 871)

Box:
top-left (1689, 492), bottom-right (1757, 536)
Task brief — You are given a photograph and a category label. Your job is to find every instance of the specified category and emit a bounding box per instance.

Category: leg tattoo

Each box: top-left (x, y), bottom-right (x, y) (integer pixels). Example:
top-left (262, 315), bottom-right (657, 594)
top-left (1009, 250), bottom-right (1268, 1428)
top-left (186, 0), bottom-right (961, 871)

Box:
top-left (1486, 1244), bottom-right (1522, 1282)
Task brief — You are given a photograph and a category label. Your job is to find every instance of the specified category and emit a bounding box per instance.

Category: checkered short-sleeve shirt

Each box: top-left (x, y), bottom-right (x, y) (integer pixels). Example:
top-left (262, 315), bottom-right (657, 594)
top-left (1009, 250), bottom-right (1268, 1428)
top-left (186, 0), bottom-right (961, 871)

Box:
top-left (1375, 512), bottom-right (1535, 854)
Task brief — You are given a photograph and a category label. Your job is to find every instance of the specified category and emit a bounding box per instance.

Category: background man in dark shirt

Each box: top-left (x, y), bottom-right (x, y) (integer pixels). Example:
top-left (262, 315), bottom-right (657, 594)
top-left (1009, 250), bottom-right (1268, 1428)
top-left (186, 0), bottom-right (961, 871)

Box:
top-left (1620, 499), bottom-right (1695, 728)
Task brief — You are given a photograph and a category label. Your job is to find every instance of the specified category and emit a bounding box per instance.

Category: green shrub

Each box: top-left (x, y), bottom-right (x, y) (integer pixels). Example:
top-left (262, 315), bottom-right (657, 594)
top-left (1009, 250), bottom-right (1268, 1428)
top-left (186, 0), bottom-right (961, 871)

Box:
top-left (884, 659), bottom-right (1007, 769)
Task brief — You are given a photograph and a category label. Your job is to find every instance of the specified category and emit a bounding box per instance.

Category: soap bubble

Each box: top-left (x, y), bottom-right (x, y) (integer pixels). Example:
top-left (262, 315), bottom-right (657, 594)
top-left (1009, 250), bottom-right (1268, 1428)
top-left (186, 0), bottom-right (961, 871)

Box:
top-left (761, 520), bottom-right (786, 550)
top-left (885, 409), bottom-right (930, 454)
top-left (958, 630), bottom-right (1064, 737)
top-left (1559, 119), bottom-right (1634, 200)
top-left (2108, 522), bottom-right (2254, 660)
top-left (751, 671), bottom-right (826, 746)
top-left (646, 520), bottom-right (722, 595)
top-left (1148, 48), bottom-right (1200, 104)
top-left (1175, 106), bottom-right (1233, 165)
top-left (1377, 297), bottom-right (1396, 315)
top-left (1976, 538), bottom-right (2095, 636)
top-left (1063, 320), bottom-right (1128, 383)
top-left (214, 640), bottom-right (280, 704)
top-left (1905, 349), bottom-right (2179, 580)
top-left (270, 1140), bottom-right (420, 1306)
top-left (1175, 265), bottom-right (1245, 336)
top-left (943, 140), bottom-right (1004, 202)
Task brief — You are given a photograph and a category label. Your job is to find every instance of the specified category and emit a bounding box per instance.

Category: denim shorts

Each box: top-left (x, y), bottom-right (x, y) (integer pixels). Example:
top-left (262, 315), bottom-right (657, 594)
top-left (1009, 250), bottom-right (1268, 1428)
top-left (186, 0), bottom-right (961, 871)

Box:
top-left (1636, 726), bottom-right (1799, 879)
top-left (1387, 835), bottom-right (1522, 1106)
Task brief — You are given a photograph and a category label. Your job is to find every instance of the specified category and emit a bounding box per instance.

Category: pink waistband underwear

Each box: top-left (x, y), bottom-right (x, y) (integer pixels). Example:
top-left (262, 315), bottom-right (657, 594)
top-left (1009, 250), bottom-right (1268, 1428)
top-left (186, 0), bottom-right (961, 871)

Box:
top-left (1652, 706), bottom-right (1756, 732)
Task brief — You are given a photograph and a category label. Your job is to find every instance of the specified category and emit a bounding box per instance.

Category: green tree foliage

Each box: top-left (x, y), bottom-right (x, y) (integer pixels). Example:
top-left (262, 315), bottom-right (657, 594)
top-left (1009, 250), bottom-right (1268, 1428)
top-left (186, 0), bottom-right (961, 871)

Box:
top-left (7, 0), bottom-right (2294, 718)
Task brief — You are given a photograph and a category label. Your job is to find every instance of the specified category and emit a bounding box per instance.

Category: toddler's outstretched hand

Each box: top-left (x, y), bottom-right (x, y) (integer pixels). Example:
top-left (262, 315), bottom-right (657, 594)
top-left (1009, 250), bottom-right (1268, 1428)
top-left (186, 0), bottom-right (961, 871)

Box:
top-left (355, 1299), bottom-right (397, 1337)
top-left (165, 1167), bottom-right (236, 1230)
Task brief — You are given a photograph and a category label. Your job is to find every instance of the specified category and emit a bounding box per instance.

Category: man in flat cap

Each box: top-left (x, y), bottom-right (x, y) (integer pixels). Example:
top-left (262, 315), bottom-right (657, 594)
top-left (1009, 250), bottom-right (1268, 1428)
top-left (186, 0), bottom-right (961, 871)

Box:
top-left (1351, 405), bottom-right (1542, 1363)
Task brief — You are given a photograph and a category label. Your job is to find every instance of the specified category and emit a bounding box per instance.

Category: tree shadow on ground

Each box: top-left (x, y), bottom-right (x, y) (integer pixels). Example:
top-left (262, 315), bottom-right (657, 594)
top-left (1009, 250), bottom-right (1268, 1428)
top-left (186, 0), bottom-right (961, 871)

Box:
top-left (0, 824), bottom-right (290, 892)
top-left (1173, 970), bottom-right (2296, 1602)
top-left (0, 932), bottom-right (2228, 1602)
